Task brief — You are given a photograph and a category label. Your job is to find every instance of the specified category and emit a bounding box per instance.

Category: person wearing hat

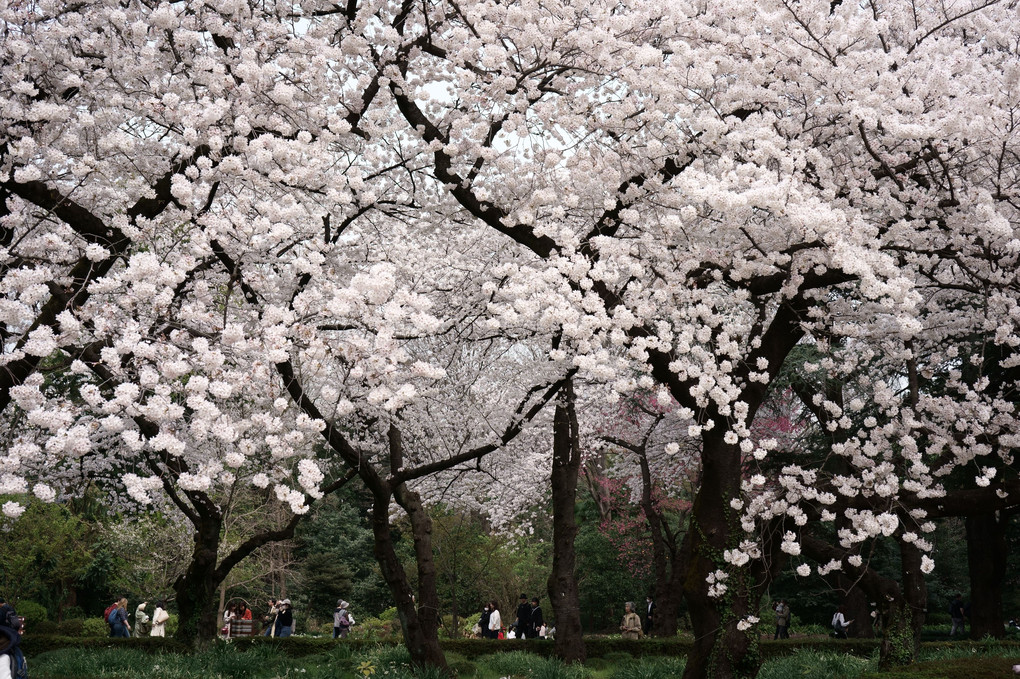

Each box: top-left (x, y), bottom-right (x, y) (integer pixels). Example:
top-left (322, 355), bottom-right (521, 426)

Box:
top-left (514, 594), bottom-right (532, 641)
top-left (275, 599), bottom-right (294, 637)
top-left (333, 599), bottom-right (352, 639)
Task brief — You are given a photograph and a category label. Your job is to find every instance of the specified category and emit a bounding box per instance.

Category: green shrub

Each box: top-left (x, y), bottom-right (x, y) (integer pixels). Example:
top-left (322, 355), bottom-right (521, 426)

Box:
top-left (32, 619), bottom-right (59, 635)
top-left (21, 635), bottom-right (189, 656)
top-left (350, 607), bottom-right (403, 642)
top-left (57, 618), bottom-right (85, 637)
top-left (82, 617), bottom-right (109, 637)
top-left (441, 638), bottom-right (557, 660)
top-left (62, 606), bottom-right (86, 620)
top-left (206, 643), bottom-right (287, 678)
top-left (227, 636), bottom-right (344, 658)
top-left (16, 600), bottom-right (49, 624)
top-left (166, 613), bottom-right (179, 636)
top-left (759, 638), bottom-right (880, 659)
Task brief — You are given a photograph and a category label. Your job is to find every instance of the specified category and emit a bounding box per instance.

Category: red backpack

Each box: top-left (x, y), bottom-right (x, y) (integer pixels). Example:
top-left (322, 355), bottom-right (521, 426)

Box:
top-left (104, 604), bottom-right (118, 624)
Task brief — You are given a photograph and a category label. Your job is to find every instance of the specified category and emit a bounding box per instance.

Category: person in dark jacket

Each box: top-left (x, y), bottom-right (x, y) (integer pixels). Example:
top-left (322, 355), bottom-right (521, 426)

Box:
top-left (644, 596), bottom-right (655, 635)
top-left (514, 594), bottom-right (532, 640)
top-left (275, 599), bottom-right (294, 637)
top-left (527, 597), bottom-right (543, 639)
top-left (0, 620), bottom-right (28, 679)
top-left (0, 598), bottom-right (17, 631)
top-left (477, 603), bottom-right (491, 638)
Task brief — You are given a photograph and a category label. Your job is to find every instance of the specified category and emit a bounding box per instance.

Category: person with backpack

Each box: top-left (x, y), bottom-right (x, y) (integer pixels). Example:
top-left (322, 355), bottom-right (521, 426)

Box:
top-left (333, 600), bottom-right (352, 639)
top-left (832, 605), bottom-right (853, 639)
top-left (108, 598), bottom-right (131, 638)
top-left (0, 621), bottom-right (28, 679)
top-left (102, 599), bottom-right (120, 638)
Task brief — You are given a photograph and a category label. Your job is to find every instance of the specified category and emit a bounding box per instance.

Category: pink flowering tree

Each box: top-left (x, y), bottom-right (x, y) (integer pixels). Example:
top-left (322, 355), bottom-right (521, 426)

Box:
top-left (587, 391), bottom-right (697, 636)
top-left (0, 0), bottom-right (570, 657)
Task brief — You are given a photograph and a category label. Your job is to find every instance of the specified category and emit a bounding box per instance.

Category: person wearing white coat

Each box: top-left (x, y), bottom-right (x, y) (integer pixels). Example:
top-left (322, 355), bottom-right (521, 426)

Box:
top-left (486, 600), bottom-right (501, 639)
top-left (150, 601), bottom-right (170, 637)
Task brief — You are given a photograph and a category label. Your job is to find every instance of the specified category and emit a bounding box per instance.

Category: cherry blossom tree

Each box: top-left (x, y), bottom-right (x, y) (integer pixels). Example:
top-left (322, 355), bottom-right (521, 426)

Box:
top-left (377, 0), bottom-right (1020, 674)
top-left (5, 0), bottom-right (1020, 675)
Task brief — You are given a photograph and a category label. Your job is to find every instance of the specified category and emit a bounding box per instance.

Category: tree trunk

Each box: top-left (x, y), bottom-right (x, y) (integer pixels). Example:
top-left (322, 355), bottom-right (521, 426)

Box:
top-left (173, 511), bottom-right (223, 649)
top-left (966, 511), bottom-right (1007, 639)
top-left (650, 561), bottom-right (686, 637)
top-left (371, 491), bottom-right (448, 670)
top-left (681, 433), bottom-right (757, 679)
top-left (877, 541), bottom-right (926, 669)
top-left (547, 380), bottom-right (586, 663)
top-left (638, 448), bottom-right (682, 637)
top-left (393, 481), bottom-right (448, 667)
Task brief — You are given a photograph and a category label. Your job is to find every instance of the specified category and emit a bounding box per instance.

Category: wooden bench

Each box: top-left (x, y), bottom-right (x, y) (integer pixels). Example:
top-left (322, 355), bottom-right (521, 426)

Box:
top-left (226, 619), bottom-right (260, 637)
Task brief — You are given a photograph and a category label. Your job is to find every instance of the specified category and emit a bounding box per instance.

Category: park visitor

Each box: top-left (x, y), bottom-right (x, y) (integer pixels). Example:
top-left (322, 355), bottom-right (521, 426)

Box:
top-left (620, 601), bottom-right (643, 640)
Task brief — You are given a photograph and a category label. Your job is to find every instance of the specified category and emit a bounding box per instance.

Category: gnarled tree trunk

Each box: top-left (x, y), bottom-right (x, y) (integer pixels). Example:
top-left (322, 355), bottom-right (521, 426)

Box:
top-left (173, 510), bottom-right (223, 649)
top-left (681, 433), bottom-right (758, 679)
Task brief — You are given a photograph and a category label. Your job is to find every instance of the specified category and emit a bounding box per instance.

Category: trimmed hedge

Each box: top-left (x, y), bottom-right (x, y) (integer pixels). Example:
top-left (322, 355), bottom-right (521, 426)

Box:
top-left (860, 657), bottom-right (1020, 678)
top-left (21, 633), bottom-right (1020, 662)
top-left (226, 636), bottom-right (376, 658)
top-left (439, 637), bottom-right (884, 660)
top-left (22, 635), bottom-right (189, 656)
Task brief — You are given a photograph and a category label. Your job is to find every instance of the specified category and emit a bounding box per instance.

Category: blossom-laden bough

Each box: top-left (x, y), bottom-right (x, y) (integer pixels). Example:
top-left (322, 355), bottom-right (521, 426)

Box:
top-left (3, 0), bottom-right (1020, 675)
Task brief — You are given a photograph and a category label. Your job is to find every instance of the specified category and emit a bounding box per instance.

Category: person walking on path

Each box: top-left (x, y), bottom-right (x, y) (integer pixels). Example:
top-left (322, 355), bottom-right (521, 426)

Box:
top-left (832, 606), bottom-right (852, 639)
top-left (486, 600), bottom-right (501, 639)
top-left (333, 600), bottom-right (352, 639)
top-left (109, 598), bottom-right (131, 638)
top-left (134, 602), bottom-right (150, 637)
top-left (620, 601), bottom-right (643, 640)
top-left (527, 597), bottom-right (543, 639)
top-left (262, 599), bottom-right (279, 637)
top-left (150, 600), bottom-right (170, 637)
top-left (643, 596), bottom-right (655, 635)
top-left (949, 594), bottom-right (967, 636)
top-left (0, 598), bottom-right (18, 632)
top-left (514, 594), bottom-right (532, 641)
top-left (774, 599), bottom-right (791, 639)
top-left (477, 603), bottom-right (490, 638)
